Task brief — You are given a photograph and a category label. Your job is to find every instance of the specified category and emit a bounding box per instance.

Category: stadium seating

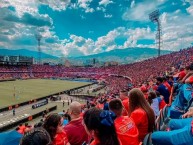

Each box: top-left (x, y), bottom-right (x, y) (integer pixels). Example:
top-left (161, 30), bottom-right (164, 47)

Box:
top-left (142, 133), bottom-right (153, 145)
top-left (1, 46), bottom-right (193, 144)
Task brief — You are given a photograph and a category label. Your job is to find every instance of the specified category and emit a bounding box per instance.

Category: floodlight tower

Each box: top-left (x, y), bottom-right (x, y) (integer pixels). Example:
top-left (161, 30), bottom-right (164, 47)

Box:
top-left (35, 33), bottom-right (42, 64)
top-left (149, 9), bottom-right (162, 57)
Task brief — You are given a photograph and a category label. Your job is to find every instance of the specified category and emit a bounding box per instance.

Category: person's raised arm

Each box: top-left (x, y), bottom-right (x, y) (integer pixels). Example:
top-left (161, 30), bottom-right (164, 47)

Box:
top-left (182, 107), bottom-right (193, 118)
top-left (181, 71), bottom-right (193, 83)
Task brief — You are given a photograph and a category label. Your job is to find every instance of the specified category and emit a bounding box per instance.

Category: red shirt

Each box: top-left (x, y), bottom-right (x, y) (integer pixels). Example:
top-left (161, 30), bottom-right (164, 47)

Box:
top-left (144, 93), bottom-right (148, 100)
top-left (130, 108), bottom-right (149, 141)
top-left (159, 100), bottom-right (166, 110)
top-left (153, 85), bottom-right (158, 91)
top-left (53, 131), bottom-right (68, 145)
top-left (64, 117), bottom-right (89, 145)
top-left (140, 86), bottom-right (147, 92)
top-left (147, 85), bottom-right (158, 91)
top-left (122, 98), bottom-right (129, 116)
top-left (115, 116), bottom-right (139, 145)
top-left (179, 71), bottom-right (186, 80)
top-left (18, 125), bottom-right (26, 134)
top-left (90, 139), bottom-right (100, 145)
top-left (189, 76), bottom-right (193, 84)
top-left (80, 112), bottom-right (84, 118)
top-left (163, 81), bottom-right (171, 93)
top-left (96, 103), bottom-right (104, 109)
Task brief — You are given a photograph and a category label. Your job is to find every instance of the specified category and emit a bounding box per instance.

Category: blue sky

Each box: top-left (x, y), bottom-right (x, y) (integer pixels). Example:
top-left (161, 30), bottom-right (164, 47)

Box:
top-left (0, 0), bottom-right (193, 57)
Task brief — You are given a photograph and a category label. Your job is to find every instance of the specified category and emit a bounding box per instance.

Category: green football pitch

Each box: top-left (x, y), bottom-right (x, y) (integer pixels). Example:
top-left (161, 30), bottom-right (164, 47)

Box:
top-left (0, 79), bottom-right (91, 108)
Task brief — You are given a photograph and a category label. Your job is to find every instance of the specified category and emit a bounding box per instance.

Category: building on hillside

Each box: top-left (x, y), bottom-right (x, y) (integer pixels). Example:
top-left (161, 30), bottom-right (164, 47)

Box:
top-left (104, 61), bottom-right (119, 66)
top-left (64, 59), bottom-right (71, 67)
top-left (0, 55), bottom-right (33, 65)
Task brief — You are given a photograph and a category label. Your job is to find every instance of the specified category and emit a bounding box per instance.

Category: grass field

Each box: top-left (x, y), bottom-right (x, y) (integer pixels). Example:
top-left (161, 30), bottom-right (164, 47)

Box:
top-left (0, 79), bottom-right (91, 108)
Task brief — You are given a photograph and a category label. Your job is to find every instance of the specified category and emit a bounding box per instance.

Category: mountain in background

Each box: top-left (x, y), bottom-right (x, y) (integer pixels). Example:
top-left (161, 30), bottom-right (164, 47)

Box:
top-left (0, 48), bottom-right (58, 59)
top-left (69, 47), bottom-right (172, 64)
top-left (0, 48), bottom-right (172, 65)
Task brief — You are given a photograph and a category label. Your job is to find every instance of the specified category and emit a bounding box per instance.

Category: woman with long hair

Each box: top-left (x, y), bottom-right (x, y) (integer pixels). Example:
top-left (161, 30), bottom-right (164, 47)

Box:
top-left (148, 91), bottom-right (163, 117)
top-left (43, 113), bottom-right (70, 145)
top-left (83, 108), bottom-right (120, 145)
top-left (128, 88), bottom-right (155, 141)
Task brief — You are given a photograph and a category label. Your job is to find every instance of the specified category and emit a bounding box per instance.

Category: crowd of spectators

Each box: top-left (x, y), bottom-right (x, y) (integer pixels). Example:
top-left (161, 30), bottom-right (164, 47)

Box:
top-left (1, 46), bottom-right (193, 144)
top-left (0, 47), bottom-right (193, 91)
top-left (18, 66), bottom-right (193, 145)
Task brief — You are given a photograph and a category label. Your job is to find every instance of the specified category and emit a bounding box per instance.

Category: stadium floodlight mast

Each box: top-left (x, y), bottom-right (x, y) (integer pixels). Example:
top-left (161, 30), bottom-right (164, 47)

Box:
top-left (149, 9), bottom-right (162, 57)
top-left (35, 32), bottom-right (42, 64)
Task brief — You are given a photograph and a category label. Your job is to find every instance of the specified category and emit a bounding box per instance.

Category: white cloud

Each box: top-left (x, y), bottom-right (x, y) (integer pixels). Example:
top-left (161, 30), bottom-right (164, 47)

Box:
top-left (40, 0), bottom-right (71, 11)
top-left (184, 0), bottom-right (193, 15)
top-left (160, 9), bottom-right (193, 51)
top-left (123, 37), bottom-right (137, 48)
top-left (61, 35), bottom-right (95, 56)
top-left (160, 12), bottom-right (167, 25)
top-left (0, 0), bottom-right (66, 56)
top-left (174, 9), bottom-right (181, 14)
top-left (130, 0), bottom-right (135, 8)
top-left (1, 0), bottom-right (193, 57)
top-left (185, 0), bottom-right (193, 5)
top-left (122, 0), bottom-right (166, 21)
top-left (0, 9), bottom-right (61, 56)
top-left (187, 5), bottom-right (193, 15)
top-left (122, 0), bottom-right (193, 51)
top-left (1, 0), bottom-right (38, 17)
top-left (59, 26), bottom-right (156, 56)
top-left (122, 27), bottom-right (154, 48)
top-left (106, 45), bottom-right (117, 51)
top-left (99, 0), bottom-right (113, 7)
top-left (78, 0), bottom-right (94, 13)
top-left (96, 7), bottom-right (106, 12)
top-left (94, 29), bottom-right (121, 53)
top-left (85, 7), bottom-right (94, 13)
top-left (104, 14), bottom-right (113, 18)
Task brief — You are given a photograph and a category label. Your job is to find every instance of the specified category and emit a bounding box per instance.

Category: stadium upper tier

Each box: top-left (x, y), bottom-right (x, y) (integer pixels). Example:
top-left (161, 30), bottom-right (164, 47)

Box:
top-left (0, 47), bottom-right (193, 93)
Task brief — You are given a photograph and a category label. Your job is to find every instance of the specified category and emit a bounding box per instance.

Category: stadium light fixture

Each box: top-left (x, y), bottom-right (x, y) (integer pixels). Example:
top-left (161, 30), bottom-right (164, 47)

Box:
top-left (149, 9), bottom-right (162, 57)
top-left (35, 32), bottom-right (42, 65)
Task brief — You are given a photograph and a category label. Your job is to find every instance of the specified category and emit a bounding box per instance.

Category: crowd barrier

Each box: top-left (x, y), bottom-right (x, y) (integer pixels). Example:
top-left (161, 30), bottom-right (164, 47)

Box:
top-left (69, 94), bottom-right (96, 100)
top-left (0, 106), bottom-right (57, 132)
top-left (32, 99), bottom-right (48, 109)
top-left (0, 78), bottom-right (16, 82)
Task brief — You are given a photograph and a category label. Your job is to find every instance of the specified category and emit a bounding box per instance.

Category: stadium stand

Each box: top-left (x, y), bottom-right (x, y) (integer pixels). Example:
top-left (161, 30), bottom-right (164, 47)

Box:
top-left (0, 46), bottom-right (193, 144)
